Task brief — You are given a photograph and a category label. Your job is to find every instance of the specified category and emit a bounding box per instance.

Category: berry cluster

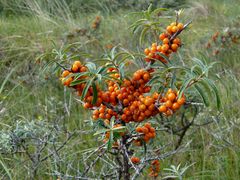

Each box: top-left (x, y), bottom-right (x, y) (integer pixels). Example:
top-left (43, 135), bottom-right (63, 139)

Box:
top-left (60, 61), bottom-right (87, 86)
top-left (135, 122), bottom-right (156, 143)
top-left (206, 30), bottom-right (240, 56)
top-left (149, 160), bottom-right (160, 177)
top-left (158, 88), bottom-right (185, 116)
top-left (144, 22), bottom-right (183, 63)
top-left (92, 16), bottom-right (101, 29)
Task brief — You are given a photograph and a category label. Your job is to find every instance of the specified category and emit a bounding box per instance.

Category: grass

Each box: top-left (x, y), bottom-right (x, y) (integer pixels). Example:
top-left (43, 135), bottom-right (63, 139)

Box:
top-left (0, 0), bottom-right (240, 179)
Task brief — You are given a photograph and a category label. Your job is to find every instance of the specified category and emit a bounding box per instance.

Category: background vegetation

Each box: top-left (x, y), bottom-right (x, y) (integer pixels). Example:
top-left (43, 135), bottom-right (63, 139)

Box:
top-left (0, 0), bottom-right (240, 179)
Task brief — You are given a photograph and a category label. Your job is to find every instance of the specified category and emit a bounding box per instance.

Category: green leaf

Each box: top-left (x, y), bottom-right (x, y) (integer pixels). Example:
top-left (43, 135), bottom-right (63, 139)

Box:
top-left (81, 78), bottom-right (94, 100)
top-left (194, 84), bottom-right (210, 107)
top-left (107, 130), bottom-right (114, 150)
top-left (93, 129), bottom-right (109, 136)
top-left (178, 78), bottom-right (194, 99)
top-left (85, 62), bottom-right (96, 72)
top-left (203, 78), bottom-right (221, 110)
top-left (139, 27), bottom-right (150, 46)
top-left (0, 155), bottom-right (12, 180)
top-left (70, 79), bottom-right (88, 86)
top-left (146, 75), bottom-right (162, 86)
top-left (92, 82), bottom-right (98, 104)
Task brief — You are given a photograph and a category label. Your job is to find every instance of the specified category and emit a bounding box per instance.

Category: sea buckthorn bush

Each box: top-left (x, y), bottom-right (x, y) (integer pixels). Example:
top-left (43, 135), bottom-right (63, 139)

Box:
top-left (46, 6), bottom-right (221, 179)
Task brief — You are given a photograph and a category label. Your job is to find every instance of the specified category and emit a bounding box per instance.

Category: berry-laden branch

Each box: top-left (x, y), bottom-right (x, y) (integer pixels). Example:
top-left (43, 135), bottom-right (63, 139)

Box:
top-left (57, 13), bottom-right (202, 179)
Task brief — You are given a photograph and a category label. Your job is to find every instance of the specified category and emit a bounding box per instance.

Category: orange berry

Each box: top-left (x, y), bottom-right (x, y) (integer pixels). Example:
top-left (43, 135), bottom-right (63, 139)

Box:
top-left (142, 126), bottom-right (149, 134)
top-left (144, 48), bottom-right (150, 55)
top-left (173, 38), bottom-right (181, 45)
top-left (166, 26), bottom-right (172, 33)
top-left (99, 107), bottom-right (105, 113)
top-left (171, 26), bottom-right (178, 33)
top-left (123, 99), bottom-right (129, 106)
top-left (145, 110), bottom-right (152, 116)
top-left (152, 43), bottom-right (157, 47)
top-left (136, 127), bottom-right (142, 133)
top-left (177, 97), bottom-right (186, 105)
top-left (72, 64), bottom-right (78, 72)
top-left (158, 105), bottom-right (167, 112)
top-left (144, 122), bottom-right (151, 129)
top-left (133, 72), bottom-right (141, 80)
top-left (165, 109), bottom-right (173, 116)
top-left (93, 109), bottom-right (99, 115)
top-left (165, 100), bottom-right (173, 108)
top-left (74, 60), bottom-right (81, 68)
top-left (62, 70), bottom-right (70, 77)
top-left (139, 104), bottom-right (146, 111)
top-left (177, 23), bottom-right (184, 30)
top-left (83, 102), bottom-right (91, 109)
top-left (167, 92), bottom-right (176, 101)
top-left (151, 46), bottom-right (157, 53)
top-left (157, 45), bottom-right (162, 51)
top-left (172, 102), bottom-right (180, 110)
top-left (99, 113), bottom-right (105, 119)
top-left (161, 44), bottom-right (169, 52)
top-left (80, 66), bottom-right (87, 72)
top-left (159, 33), bottom-right (167, 40)
top-left (148, 104), bottom-right (155, 111)
top-left (121, 114), bottom-right (127, 121)
top-left (163, 38), bottom-right (169, 44)
top-left (171, 44), bottom-right (178, 52)
top-left (131, 156), bottom-right (140, 164)
top-left (143, 73), bottom-right (150, 81)
top-left (92, 115), bottom-right (98, 120)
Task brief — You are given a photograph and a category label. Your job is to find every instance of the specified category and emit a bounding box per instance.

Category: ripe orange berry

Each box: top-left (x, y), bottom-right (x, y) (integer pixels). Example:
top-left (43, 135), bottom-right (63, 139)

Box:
top-left (62, 70), bottom-right (70, 77)
top-left (144, 122), bottom-right (151, 129)
top-left (173, 38), bottom-right (181, 45)
top-left (142, 126), bottom-right (149, 134)
top-left (144, 48), bottom-right (150, 55)
top-left (159, 33), bottom-right (167, 40)
top-left (143, 73), bottom-right (150, 81)
top-left (177, 23), bottom-right (184, 30)
top-left (158, 105), bottom-right (167, 112)
top-left (133, 72), bottom-right (141, 80)
top-left (156, 45), bottom-right (162, 52)
top-left (166, 26), bottom-right (172, 33)
top-left (171, 43), bottom-right (178, 52)
top-left (72, 64), bottom-right (78, 72)
top-left (167, 92), bottom-right (176, 101)
top-left (99, 106), bottom-right (105, 113)
top-left (136, 127), bottom-right (142, 133)
top-left (123, 98), bottom-right (129, 106)
top-left (171, 26), bottom-right (178, 33)
top-left (92, 115), bottom-right (98, 120)
top-left (148, 104), bottom-right (155, 111)
top-left (139, 104), bottom-right (147, 111)
top-left (131, 156), bottom-right (140, 164)
top-left (80, 66), bottom-right (87, 72)
top-left (165, 100), bottom-right (173, 108)
top-left (172, 102), bottom-right (180, 110)
top-left (99, 113), bottom-right (105, 119)
top-left (151, 46), bottom-right (157, 53)
top-left (152, 43), bottom-right (157, 47)
top-left (177, 97), bottom-right (186, 105)
top-left (161, 44), bottom-right (169, 52)
top-left (74, 60), bottom-right (81, 68)
top-left (165, 109), bottom-right (172, 116)
top-left (93, 109), bottom-right (99, 115)
top-left (83, 102), bottom-right (91, 109)
top-left (121, 114), bottom-right (127, 121)
top-left (163, 38), bottom-right (169, 44)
